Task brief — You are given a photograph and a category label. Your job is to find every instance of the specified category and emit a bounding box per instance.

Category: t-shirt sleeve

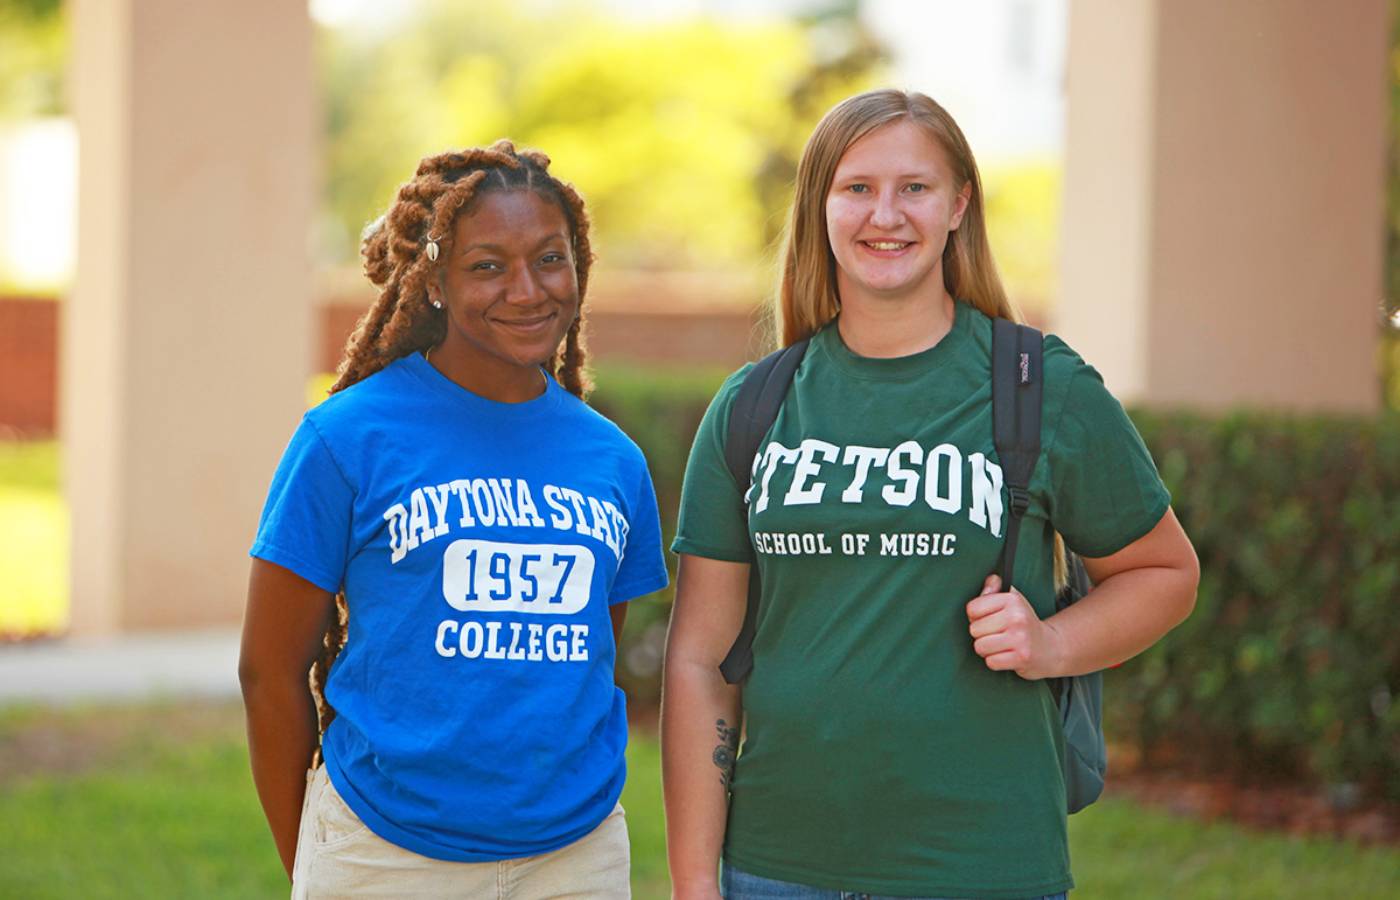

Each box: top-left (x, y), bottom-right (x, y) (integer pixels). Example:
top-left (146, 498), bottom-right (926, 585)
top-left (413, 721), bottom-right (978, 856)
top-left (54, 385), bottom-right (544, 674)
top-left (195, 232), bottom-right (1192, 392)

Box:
top-left (1046, 366), bottom-right (1171, 558)
top-left (609, 457), bottom-right (670, 604)
top-left (249, 415), bottom-right (355, 593)
top-left (671, 373), bottom-right (754, 562)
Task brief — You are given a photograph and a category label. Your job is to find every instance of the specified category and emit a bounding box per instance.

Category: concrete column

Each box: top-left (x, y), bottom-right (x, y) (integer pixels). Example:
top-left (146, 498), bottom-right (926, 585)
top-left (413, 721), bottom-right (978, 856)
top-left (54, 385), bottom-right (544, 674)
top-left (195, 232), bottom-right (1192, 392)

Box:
top-left (1060, 0), bottom-right (1388, 412)
top-left (66, 0), bottom-right (314, 633)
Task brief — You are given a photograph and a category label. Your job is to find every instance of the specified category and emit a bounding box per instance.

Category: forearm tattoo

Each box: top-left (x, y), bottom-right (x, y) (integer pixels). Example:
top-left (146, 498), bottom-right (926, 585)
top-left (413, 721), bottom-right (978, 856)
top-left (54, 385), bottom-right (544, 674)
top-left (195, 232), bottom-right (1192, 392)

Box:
top-left (712, 717), bottom-right (740, 790)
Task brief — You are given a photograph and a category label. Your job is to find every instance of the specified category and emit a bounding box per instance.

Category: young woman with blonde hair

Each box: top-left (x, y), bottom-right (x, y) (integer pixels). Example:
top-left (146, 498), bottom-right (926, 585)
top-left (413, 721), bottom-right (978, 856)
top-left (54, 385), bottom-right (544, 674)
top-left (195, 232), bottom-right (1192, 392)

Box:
top-left (240, 141), bottom-right (667, 897)
top-left (662, 89), bottom-right (1199, 899)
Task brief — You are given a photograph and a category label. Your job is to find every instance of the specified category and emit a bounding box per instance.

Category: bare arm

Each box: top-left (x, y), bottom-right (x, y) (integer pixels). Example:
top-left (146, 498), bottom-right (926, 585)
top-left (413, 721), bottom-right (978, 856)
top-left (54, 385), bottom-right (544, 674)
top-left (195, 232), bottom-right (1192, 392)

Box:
top-left (968, 507), bottom-right (1199, 678)
top-left (610, 601), bottom-right (628, 651)
top-left (661, 555), bottom-right (749, 900)
top-left (238, 559), bottom-right (337, 881)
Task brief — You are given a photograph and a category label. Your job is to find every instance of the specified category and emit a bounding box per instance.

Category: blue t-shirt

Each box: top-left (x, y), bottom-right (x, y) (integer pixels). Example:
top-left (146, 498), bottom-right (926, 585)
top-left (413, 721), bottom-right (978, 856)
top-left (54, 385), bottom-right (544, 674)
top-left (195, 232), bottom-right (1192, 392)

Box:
top-left (250, 353), bottom-right (669, 861)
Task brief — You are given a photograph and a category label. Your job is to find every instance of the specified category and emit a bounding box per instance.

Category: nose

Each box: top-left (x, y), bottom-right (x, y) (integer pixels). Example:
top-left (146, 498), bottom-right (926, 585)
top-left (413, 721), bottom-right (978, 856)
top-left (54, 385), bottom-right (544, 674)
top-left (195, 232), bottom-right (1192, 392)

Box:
top-left (504, 263), bottom-right (547, 306)
top-left (869, 191), bottom-right (904, 230)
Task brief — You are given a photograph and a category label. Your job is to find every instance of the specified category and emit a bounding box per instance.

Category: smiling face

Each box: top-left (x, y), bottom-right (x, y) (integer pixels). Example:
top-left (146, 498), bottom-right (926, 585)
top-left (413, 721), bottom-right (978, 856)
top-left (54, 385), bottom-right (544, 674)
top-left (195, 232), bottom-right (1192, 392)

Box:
top-left (426, 189), bottom-right (579, 397)
top-left (825, 119), bottom-right (971, 309)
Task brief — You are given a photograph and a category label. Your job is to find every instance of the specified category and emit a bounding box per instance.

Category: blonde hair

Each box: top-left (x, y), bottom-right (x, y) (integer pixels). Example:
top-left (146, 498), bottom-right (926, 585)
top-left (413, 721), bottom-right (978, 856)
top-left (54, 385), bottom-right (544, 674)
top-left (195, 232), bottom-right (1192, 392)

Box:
top-left (776, 88), bottom-right (1020, 346)
top-left (775, 89), bottom-right (1066, 587)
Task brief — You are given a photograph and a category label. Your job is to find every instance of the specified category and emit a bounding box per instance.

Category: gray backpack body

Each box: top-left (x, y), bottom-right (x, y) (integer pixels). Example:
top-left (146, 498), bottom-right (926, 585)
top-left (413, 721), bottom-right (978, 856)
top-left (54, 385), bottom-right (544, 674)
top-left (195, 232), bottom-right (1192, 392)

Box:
top-left (718, 318), bottom-right (1107, 814)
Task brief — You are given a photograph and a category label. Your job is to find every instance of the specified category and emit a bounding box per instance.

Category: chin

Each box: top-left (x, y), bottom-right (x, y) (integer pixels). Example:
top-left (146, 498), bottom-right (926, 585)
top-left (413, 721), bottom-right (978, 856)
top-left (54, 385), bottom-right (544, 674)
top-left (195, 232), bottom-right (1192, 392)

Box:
top-left (517, 345), bottom-right (563, 368)
top-left (865, 268), bottom-right (940, 296)
top-left (861, 277), bottom-right (919, 296)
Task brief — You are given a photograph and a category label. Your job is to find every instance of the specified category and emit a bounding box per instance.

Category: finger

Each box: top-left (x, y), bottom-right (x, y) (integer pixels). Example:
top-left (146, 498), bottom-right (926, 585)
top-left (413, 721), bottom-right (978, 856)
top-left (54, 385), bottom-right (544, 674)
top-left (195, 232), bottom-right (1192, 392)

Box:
top-left (965, 592), bottom-right (1009, 621)
top-left (968, 608), bottom-right (1010, 639)
top-left (981, 574), bottom-right (1001, 595)
top-left (972, 633), bottom-right (1016, 659)
top-left (982, 649), bottom-right (1024, 672)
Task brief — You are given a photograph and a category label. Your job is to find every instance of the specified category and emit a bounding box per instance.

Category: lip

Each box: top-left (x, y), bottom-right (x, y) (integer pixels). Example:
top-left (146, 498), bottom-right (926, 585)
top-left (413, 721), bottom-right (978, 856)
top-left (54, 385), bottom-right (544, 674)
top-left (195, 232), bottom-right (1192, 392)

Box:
top-left (492, 311), bottom-right (558, 333)
top-left (857, 239), bottom-right (915, 257)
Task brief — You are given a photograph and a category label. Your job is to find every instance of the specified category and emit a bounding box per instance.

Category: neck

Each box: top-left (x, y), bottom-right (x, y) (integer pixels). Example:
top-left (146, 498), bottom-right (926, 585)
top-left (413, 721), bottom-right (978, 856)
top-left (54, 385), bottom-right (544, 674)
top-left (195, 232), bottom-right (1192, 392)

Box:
top-left (835, 286), bottom-right (958, 359)
top-left (425, 344), bottom-right (548, 403)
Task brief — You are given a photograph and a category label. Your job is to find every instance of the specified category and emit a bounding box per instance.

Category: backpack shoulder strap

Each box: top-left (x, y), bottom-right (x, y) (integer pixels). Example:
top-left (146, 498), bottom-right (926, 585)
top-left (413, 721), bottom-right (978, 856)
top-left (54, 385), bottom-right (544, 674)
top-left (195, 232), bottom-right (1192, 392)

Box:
top-left (718, 338), bottom-right (808, 684)
top-left (991, 318), bottom-right (1043, 590)
top-left (724, 340), bottom-right (809, 490)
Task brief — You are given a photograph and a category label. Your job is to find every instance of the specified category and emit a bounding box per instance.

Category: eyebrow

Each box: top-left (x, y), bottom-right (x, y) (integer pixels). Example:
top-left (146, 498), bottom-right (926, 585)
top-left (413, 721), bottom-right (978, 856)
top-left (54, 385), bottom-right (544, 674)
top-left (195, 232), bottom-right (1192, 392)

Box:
top-left (834, 172), bottom-right (940, 181)
top-left (456, 233), bottom-right (570, 255)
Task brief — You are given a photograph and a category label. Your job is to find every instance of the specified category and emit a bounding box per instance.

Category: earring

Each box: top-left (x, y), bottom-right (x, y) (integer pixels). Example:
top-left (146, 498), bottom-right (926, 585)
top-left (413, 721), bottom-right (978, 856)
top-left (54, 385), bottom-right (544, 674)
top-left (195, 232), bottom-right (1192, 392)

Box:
top-left (432, 299), bottom-right (443, 309)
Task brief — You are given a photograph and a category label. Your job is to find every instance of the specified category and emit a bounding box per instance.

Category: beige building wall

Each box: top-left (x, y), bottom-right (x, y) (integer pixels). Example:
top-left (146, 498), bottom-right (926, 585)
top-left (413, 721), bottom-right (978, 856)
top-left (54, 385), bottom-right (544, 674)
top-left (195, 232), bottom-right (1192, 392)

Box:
top-left (65, 0), bottom-right (315, 632)
top-left (1060, 0), bottom-right (1387, 412)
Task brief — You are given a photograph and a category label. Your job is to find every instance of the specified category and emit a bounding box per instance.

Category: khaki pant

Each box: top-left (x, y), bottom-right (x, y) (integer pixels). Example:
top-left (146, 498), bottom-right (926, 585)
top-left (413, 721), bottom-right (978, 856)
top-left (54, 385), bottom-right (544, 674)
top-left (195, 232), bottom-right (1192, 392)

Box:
top-left (291, 767), bottom-right (631, 899)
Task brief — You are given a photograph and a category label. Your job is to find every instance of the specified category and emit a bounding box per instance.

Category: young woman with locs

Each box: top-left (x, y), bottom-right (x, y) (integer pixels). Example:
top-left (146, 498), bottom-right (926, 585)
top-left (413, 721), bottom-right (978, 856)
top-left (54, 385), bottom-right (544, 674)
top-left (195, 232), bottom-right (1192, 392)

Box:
top-left (239, 141), bottom-right (667, 897)
top-left (662, 90), bottom-right (1200, 899)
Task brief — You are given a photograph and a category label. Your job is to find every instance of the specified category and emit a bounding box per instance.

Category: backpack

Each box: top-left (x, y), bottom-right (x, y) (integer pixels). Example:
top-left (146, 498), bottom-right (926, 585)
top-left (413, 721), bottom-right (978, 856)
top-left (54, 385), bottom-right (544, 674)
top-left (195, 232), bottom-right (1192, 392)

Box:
top-left (716, 319), bottom-right (1107, 814)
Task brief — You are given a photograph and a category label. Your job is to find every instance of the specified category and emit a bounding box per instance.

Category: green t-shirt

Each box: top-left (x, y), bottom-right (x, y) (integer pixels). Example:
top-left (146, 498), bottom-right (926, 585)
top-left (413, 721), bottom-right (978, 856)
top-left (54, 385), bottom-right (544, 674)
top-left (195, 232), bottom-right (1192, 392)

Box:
top-left (672, 301), bottom-right (1170, 898)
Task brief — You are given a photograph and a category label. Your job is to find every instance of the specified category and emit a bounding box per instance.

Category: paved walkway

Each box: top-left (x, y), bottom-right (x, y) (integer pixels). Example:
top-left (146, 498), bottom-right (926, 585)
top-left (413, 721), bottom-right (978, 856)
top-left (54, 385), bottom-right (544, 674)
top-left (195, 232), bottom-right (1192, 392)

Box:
top-left (0, 628), bottom-right (242, 706)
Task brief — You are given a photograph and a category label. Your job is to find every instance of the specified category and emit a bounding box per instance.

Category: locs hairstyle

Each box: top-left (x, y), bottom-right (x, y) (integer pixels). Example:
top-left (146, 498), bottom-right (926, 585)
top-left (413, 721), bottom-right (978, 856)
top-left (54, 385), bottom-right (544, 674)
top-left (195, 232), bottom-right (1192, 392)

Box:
top-left (334, 139), bottom-right (594, 398)
top-left (309, 141), bottom-right (594, 743)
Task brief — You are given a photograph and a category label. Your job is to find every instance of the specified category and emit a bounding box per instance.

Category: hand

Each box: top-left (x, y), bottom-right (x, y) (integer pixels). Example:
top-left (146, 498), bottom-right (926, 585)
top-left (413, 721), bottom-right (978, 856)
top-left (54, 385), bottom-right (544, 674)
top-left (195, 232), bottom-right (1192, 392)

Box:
top-left (966, 574), bottom-right (1066, 680)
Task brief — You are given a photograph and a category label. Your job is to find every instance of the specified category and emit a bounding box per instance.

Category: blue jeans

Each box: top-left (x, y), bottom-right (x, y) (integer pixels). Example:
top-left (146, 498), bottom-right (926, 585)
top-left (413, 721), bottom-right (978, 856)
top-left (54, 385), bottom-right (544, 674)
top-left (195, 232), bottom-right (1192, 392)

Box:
top-left (720, 862), bottom-right (1068, 900)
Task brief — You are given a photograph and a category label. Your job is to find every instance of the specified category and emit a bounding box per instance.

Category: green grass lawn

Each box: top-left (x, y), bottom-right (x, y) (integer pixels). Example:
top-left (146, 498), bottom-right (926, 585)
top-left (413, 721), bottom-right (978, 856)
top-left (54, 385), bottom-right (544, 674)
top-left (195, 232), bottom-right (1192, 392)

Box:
top-left (0, 702), bottom-right (1397, 899)
top-left (3, 443), bottom-right (1399, 897)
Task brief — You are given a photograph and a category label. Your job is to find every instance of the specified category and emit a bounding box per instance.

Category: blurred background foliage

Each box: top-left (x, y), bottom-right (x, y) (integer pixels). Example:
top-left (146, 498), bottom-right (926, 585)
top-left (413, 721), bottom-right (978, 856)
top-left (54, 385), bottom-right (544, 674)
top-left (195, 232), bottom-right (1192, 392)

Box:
top-left (315, 0), bottom-right (1066, 311)
top-left (317, 0), bottom-right (886, 275)
top-left (0, 0), bottom-right (1065, 310)
top-left (0, 0), bottom-right (64, 121)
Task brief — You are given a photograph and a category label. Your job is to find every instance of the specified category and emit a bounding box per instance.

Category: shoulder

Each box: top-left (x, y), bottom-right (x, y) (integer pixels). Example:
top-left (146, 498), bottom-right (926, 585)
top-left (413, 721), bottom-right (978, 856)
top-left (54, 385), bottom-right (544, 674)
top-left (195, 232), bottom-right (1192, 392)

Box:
top-left (556, 388), bottom-right (662, 478)
top-left (1039, 332), bottom-right (1140, 451)
top-left (1041, 332), bottom-right (1094, 388)
top-left (715, 360), bottom-right (760, 405)
top-left (1041, 333), bottom-right (1128, 411)
top-left (964, 307), bottom-right (1093, 392)
top-left (702, 360), bottom-right (762, 436)
top-left (961, 301), bottom-right (996, 350)
top-left (561, 389), bottom-right (638, 445)
top-left (304, 357), bottom-right (414, 442)
top-left (1040, 333), bottom-right (1098, 428)
top-left (1027, 332), bottom-right (1131, 455)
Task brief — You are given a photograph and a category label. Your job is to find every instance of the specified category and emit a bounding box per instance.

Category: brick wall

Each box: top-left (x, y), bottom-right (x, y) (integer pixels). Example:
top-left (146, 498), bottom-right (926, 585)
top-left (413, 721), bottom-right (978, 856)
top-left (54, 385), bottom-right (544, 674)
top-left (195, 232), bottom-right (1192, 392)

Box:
top-left (319, 303), bottom-right (763, 374)
top-left (0, 297), bottom-right (58, 437)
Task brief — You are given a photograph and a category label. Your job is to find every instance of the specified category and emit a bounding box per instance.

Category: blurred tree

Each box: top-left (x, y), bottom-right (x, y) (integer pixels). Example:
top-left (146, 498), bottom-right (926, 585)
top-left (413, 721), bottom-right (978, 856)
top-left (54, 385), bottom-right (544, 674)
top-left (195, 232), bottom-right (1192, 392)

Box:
top-left (0, 0), bottom-right (1060, 310)
top-left (0, 0), bottom-right (65, 121)
top-left (317, 0), bottom-right (885, 271)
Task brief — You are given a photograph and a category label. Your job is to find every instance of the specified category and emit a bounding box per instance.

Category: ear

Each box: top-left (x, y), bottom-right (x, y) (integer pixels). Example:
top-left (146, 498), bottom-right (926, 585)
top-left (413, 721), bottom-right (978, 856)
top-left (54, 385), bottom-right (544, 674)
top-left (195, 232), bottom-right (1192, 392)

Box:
top-left (949, 181), bottom-right (973, 231)
top-left (425, 270), bottom-right (443, 307)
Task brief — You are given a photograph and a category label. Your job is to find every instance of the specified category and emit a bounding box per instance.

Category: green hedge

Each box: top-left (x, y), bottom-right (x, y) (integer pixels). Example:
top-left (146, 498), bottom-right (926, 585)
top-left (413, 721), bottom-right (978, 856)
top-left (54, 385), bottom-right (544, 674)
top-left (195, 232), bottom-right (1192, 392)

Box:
top-left (592, 365), bottom-right (1400, 801)
top-left (1122, 412), bottom-right (1400, 801)
top-left (590, 364), bottom-right (728, 709)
